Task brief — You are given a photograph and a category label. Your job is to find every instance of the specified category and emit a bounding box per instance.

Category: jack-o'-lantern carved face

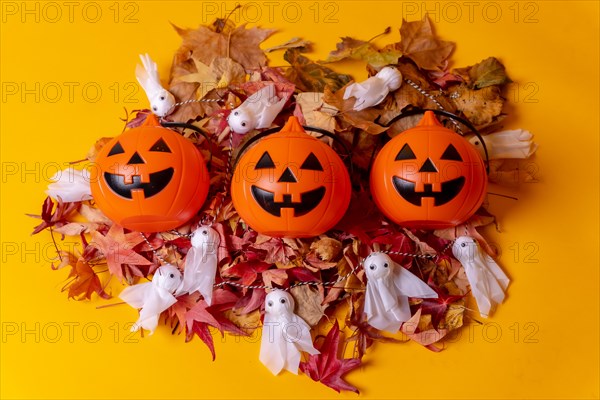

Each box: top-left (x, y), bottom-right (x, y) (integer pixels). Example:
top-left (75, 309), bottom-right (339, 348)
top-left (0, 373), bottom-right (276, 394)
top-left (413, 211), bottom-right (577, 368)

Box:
top-left (90, 115), bottom-right (209, 232)
top-left (370, 111), bottom-right (487, 229)
top-left (231, 117), bottom-right (351, 238)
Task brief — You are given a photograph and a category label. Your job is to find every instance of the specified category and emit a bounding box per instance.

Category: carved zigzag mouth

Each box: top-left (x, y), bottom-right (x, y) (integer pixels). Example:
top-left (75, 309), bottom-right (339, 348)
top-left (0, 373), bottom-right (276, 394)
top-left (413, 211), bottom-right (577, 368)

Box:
top-left (250, 186), bottom-right (325, 217)
top-left (104, 168), bottom-right (174, 199)
top-left (392, 176), bottom-right (465, 206)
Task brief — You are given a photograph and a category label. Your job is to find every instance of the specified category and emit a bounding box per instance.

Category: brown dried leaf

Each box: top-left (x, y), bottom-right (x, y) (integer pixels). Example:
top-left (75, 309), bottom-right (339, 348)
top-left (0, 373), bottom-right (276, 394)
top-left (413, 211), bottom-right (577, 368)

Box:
top-left (265, 37), bottom-right (311, 53)
top-left (290, 285), bottom-right (326, 326)
top-left (453, 57), bottom-right (511, 89)
top-left (397, 15), bottom-right (455, 71)
top-left (449, 84), bottom-right (504, 126)
top-left (173, 23), bottom-right (275, 71)
top-left (284, 48), bottom-right (353, 92)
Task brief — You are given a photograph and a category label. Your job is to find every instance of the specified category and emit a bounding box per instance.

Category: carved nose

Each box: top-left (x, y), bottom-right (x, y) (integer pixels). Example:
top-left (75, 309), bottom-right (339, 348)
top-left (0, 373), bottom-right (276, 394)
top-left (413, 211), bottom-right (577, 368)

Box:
top-left (278, 167), bottom-right (297, 183)
top-left (128, 152), bottom-right (145, 164)
top-left (419, 158), bottom-right (438, 173)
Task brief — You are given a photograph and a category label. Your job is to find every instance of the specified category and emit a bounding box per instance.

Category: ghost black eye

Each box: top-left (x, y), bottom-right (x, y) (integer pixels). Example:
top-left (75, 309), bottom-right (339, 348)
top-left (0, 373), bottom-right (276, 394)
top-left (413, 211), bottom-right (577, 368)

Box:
top-left (461, 243), bottom-right (466, 247)
top-left (268, 301), bottom-right (273, 307)
top-left (160, 96), bottom-right (165, 100)
top-left (169, 274), bottom-right (175, 278)
top-left (234, 111), bottom-right (239, 116)
top-left (202, 230), bottom-right (207, 235)
top-left (280, 298), bottom-right (286, 304)
top-left (369, 264), bottom-right (375, 270)
top-left (383, 263), bottom-right (388, 268)
top-left (241, 122), bottom-right (246, 127)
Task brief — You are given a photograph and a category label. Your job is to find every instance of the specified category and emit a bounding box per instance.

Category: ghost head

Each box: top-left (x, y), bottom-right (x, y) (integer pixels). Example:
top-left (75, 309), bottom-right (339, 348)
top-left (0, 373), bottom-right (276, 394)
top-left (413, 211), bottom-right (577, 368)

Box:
top-left (228, 108), bottom-right (257, 134)
top-left (190, 225), bottom-right (220, 249)
top-left (452, 236), bottom-right (478, 263)
top-left (152, 264), bottom-right (182, 293)
top-left (364, 252), bottom-right (393, 280)
top-left (377, 67), bottom-right (403, 91)
top-left (149, 89), bottom-right (175, 118)
top-left (265, 290), bottom-right (295, 317)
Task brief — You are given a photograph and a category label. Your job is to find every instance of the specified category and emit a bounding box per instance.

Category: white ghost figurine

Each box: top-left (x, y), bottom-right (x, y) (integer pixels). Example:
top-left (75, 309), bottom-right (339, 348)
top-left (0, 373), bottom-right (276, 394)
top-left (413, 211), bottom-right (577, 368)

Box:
top-left (46, 167), bottom-right (93, 203)
top-left (452, 236), bottom-right (509, 318)
top-left (177, 225), bottom-right (220, 305)
top-left (119, 264), bottom-right (182, 334)
top-left (364, 252), bottom-right (438, 333)
top-left (343, 66), bottom-right (403, 111)
top-left (135, 53), bottom-right (176, 117)
top-left (227, 84), bottom-right (287, 134)
top-left (259, 290), bottom-right (319, 375)
top-left (469, 129), bottom-right (538, 160)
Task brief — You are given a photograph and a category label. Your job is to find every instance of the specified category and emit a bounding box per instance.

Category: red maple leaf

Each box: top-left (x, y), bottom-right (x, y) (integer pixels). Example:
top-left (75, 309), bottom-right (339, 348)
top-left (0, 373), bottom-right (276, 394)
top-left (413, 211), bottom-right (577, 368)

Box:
top-left (222, 260), bottom-right (271, 287)
top-left (300, 321), bottom-right (361, 394)
top-left (90, 225), bottom-right (153, 281)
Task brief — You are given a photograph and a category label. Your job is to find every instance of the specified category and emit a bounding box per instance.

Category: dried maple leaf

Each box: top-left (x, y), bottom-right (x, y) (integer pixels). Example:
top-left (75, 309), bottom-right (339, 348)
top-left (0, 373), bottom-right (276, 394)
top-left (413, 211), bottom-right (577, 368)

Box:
top-left (284, 48), bottom-right (352, 92)
top-left (449, 84), bottom-right (504, 127)
top-left (300, 321), bottom-right (361, 393)
top-left (252, 236), bottom-right (298, 265)
top-left (419, 288), bottom-right (465, 329)
top-left (397, 15), bottom-right (455, 71)
top-left (453, 57), bottom-right (511, 89)
top-left (221, 259), bottom-right (271, 288)
top-left (290, 285), bottom-right (327, 326)
top-left (28, 196), bottom-right (80, 235)
top-left (294, 92), bottom-right (338, 132)
top-left (322, 28), bottom-right (402, 69)
top-left (63, 258), bottom-right (110, 300)
top-left (401, 309), bottom-right (447, 348)
top-left (173, 23), bottom-right (275, 71)
top-left (90, 225), bottom-right (153, 282)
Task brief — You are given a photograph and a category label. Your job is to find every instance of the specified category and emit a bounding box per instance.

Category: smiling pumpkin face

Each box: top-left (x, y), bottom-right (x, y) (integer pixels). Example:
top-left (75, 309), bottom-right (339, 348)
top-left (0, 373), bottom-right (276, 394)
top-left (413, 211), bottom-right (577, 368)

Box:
top-left (90, 115), bottom-right (209, 232)
top-left (231, 117), bottom-right (351, 238)
top-left (370, 111), bottom-right (487, 229)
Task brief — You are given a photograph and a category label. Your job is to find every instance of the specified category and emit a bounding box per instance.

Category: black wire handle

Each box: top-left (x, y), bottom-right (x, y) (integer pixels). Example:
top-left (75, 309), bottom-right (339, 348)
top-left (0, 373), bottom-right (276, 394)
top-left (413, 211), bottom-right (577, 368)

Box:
top-left (160, 121), bottom-right (213, 170)
top-left (383, 108), bottom-right (490, 174)
top-left (232, 125), bottom-right (353, 174)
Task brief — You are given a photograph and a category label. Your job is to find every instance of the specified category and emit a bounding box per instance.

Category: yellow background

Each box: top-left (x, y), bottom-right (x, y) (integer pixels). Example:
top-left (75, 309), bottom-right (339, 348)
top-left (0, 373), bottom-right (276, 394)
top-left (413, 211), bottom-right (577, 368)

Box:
top-left (1, 1), bottom-right (599, 398)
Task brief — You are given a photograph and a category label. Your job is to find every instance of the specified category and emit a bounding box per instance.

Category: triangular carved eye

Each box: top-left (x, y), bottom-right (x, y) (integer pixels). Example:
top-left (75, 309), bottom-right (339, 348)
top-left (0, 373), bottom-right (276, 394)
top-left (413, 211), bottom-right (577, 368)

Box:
top-left (150, 138), bottom-right (171, 153)
top-left (107, 142), bottom-right (125, 156)
top-left (395, 143), bottom-right (416, 160)
top-left (300, 152), bottom-right (323, 171)
top-left (440, 144), bottom-right (463, 161)
top-left (256, 152), bottom-right (275, 169)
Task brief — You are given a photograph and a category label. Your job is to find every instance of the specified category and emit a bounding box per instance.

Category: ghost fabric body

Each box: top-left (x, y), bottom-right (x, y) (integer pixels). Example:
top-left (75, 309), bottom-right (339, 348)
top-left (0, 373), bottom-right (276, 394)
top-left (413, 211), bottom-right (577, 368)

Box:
top-left (135, 53), bottom-right (176, 117)
top-left (119, 264), bottom-right (182, 334)
top-left (343, 67), bottom-right (403, 111)
top-left (469, 129), bottom-right (538, 160)
top-left (178, 225), bottom-right (220, 305)
top-left (227, 84), bottom-right (287, 134)
top-left (452, 236), bottom-right (509, 318)
top-left (363, 252), bottom-right (438, 333)
top-left (46, 167), bottom-right (93, 203)
top-left (259, 290), bottom-right (319, 375)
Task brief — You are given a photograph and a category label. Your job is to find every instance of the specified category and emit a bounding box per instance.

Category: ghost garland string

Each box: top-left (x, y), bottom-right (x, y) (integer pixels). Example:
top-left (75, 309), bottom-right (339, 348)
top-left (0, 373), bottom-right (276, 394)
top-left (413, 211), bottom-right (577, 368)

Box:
top-left (31, 14), bottom-right (537, 394)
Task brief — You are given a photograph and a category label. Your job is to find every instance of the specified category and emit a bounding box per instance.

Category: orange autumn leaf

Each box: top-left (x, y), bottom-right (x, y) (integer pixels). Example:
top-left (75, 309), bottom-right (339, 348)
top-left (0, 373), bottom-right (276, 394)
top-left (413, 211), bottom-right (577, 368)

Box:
top-left (64, 258), bottom-right (110, 300)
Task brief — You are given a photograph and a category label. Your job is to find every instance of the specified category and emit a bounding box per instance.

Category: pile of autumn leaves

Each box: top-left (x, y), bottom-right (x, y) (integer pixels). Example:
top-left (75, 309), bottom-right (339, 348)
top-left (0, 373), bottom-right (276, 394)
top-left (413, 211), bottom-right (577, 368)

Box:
top-left (31, 15), bottom-right (513, 393)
